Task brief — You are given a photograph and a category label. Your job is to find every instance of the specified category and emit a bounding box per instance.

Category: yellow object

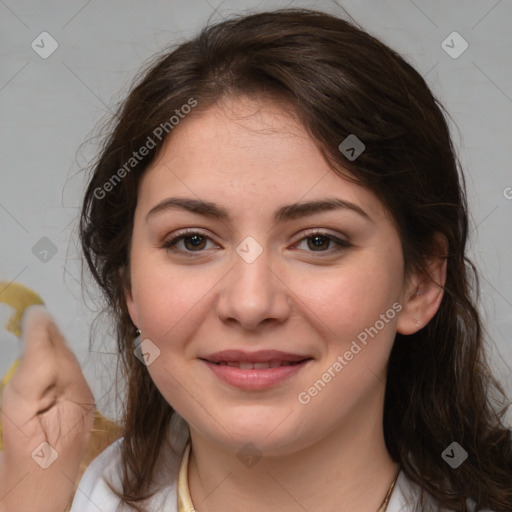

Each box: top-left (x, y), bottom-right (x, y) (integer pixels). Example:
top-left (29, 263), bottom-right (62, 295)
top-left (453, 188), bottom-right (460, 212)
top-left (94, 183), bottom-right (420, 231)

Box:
top-left (0, 359), bottom-right (21, 450)
top-left (0, 281), bottom-right (44, 337)
top-left (0, 281), bottom-right (45, 450)
top-left (177, 441), bottom-right (194, 512)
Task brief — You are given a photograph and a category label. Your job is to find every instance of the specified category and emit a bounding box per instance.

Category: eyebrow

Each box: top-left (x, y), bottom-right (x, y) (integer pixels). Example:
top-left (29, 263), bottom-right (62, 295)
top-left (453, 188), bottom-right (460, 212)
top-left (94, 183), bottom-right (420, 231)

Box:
top-left (145, 197), bottom-right (373, 223)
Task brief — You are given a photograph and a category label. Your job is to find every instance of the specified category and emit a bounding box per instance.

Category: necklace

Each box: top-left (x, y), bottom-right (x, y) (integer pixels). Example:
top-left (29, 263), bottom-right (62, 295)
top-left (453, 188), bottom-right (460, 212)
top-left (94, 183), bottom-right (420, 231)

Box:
top-left (178, 442), bottom-right (401, 512)
top-left (377, 467), bottom-right (401, 512)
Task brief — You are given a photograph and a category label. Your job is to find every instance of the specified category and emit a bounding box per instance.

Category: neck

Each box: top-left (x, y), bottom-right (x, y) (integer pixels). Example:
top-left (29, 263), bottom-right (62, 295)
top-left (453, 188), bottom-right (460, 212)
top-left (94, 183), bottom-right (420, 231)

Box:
top-left (187, 389), bottom-right (399, 512)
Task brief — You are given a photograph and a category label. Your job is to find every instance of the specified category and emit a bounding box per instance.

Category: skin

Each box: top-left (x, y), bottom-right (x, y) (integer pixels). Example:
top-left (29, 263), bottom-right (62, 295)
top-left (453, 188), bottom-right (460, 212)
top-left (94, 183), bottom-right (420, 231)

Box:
top-left (125, 96), bottom-right (447, 512)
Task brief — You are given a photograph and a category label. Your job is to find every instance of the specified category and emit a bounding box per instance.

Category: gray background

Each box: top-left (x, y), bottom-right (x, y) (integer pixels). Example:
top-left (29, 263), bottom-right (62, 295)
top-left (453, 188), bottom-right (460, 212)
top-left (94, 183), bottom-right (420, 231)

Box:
top-left (1, 0), bottom-right (511, 423)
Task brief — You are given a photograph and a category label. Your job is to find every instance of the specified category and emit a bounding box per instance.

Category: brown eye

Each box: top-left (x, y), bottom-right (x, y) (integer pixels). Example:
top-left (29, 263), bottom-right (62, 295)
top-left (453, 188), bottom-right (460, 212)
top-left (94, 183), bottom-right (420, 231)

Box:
top-left (307, 235), bottom-right (331, 251)
top-left (182, 234), bottom-right (207, 251)
top-left (295, 231), bottom-right (351, 255)
top-left (161, 231), bottom-right (216, 254)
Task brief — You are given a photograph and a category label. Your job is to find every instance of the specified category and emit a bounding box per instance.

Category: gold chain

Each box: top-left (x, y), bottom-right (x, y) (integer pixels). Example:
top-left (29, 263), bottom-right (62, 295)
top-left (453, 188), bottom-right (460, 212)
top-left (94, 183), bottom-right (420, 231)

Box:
top-left (377, 467), bottom-right (401, 512)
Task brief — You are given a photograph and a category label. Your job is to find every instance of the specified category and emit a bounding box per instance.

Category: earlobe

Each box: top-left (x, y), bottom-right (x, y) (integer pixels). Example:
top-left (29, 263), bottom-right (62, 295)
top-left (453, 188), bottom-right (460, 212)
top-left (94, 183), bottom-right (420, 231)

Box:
top-left (396, 234), bottom-right (448, 335)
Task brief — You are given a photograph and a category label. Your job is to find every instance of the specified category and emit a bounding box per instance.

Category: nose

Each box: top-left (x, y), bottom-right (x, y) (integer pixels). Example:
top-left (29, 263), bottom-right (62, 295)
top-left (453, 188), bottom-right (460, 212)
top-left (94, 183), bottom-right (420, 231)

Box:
top-left (216, 244), bottom-right (292, 331)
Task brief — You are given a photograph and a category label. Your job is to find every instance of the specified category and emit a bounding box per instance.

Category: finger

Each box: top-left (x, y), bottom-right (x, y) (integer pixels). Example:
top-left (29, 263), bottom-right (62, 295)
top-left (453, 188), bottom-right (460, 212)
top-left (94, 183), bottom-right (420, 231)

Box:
top-left (8, 305), bottom-right (71, 401)
top-left (26, 306), bottom-right (81, 366)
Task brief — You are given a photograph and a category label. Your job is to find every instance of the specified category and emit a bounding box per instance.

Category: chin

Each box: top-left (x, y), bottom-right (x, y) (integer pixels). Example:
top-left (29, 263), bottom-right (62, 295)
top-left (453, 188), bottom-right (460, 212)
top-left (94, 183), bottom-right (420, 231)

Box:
top-left (200, 417), bottom-right (312, 457)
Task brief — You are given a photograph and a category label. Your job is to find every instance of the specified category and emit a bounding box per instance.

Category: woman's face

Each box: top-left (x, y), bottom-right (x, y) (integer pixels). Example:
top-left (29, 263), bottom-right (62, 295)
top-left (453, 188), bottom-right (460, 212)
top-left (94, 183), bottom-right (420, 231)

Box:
top-left (125, 96), bottom-right (415, 456)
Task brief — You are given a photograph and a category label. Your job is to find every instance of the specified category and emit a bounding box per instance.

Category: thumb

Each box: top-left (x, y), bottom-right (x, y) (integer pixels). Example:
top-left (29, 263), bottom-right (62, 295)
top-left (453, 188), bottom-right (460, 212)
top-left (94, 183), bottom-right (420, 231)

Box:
top-left (8, 305), bottom-right (76, 402)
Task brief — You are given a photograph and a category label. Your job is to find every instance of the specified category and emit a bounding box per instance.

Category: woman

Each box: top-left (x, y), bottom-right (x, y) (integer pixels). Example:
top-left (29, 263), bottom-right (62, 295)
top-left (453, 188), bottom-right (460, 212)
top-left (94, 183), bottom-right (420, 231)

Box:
top-left (2, 8), bottom-right (510, 512)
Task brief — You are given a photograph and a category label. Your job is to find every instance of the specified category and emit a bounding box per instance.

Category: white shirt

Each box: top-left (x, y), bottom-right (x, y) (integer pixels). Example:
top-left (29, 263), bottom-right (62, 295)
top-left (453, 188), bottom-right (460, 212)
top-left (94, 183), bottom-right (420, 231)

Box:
top-left (69, 418), bottom-right (468, 512)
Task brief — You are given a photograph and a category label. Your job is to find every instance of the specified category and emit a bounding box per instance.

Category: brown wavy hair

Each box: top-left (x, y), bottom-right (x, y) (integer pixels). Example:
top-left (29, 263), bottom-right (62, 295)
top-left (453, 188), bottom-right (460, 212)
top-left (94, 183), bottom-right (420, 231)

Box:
top-left (79, 8), bottom-right (512, 511)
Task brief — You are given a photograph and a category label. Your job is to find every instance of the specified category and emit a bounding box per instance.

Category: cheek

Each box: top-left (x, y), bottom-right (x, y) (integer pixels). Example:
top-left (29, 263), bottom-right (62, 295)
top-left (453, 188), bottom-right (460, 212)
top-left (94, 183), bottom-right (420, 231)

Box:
top-left (130, 254), bottom-right (220, 346)
top-left (294, 257), bottom-right (402, 346)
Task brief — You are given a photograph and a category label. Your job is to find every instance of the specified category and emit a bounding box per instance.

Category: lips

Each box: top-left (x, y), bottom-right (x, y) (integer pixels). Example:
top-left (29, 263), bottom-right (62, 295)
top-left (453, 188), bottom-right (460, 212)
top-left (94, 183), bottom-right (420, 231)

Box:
top-left (200, 349), bottom-right (312, 367)
top-left (214, 360), bottom-right (301, 369)
top-left (200, 350), bottom-right (313, 389)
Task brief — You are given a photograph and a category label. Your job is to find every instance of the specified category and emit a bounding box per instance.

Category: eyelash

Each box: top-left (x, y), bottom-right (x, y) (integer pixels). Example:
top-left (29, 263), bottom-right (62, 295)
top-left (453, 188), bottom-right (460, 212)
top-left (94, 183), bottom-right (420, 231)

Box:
top-left (161, 229), bottom-right (351, 257)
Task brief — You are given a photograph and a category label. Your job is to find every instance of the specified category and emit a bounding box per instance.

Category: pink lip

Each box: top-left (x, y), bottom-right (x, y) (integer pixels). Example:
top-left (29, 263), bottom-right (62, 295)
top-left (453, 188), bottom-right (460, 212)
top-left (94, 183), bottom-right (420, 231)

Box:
top-left (200, 350), bottom-right (313, 390)
top-left (202, 349), bottom-right (310, 363)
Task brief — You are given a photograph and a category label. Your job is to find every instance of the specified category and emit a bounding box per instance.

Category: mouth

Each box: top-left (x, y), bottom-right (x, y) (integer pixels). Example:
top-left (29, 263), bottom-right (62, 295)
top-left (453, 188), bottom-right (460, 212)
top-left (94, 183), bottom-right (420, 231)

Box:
top-left (199, 350), bottom-right (314, 390)
top-left (200, 349), bottom-right (312, 367)
top-left (205, 359), bottom-right (311, 369)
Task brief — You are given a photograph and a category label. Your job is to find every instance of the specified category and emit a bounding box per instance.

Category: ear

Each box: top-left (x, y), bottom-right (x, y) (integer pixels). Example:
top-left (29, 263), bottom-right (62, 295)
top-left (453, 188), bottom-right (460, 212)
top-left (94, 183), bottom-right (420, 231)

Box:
top-left (119, 265), bottom-right (139, 327)
top-left (396, 233), bottom-right (448, 335)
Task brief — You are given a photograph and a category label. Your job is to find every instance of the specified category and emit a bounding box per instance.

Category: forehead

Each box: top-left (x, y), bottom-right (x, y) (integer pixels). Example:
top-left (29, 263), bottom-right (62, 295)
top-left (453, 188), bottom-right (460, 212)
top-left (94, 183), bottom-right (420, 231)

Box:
top-left (154, 96), bottom-right (321, 178)
top-left (137, 96), bottom-right (389, 224)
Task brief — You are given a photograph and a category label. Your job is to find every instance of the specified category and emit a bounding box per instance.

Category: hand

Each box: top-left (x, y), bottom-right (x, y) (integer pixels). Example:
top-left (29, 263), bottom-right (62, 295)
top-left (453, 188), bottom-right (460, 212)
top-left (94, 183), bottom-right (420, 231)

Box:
top-left (0, 305), bottom-right (95, 512)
